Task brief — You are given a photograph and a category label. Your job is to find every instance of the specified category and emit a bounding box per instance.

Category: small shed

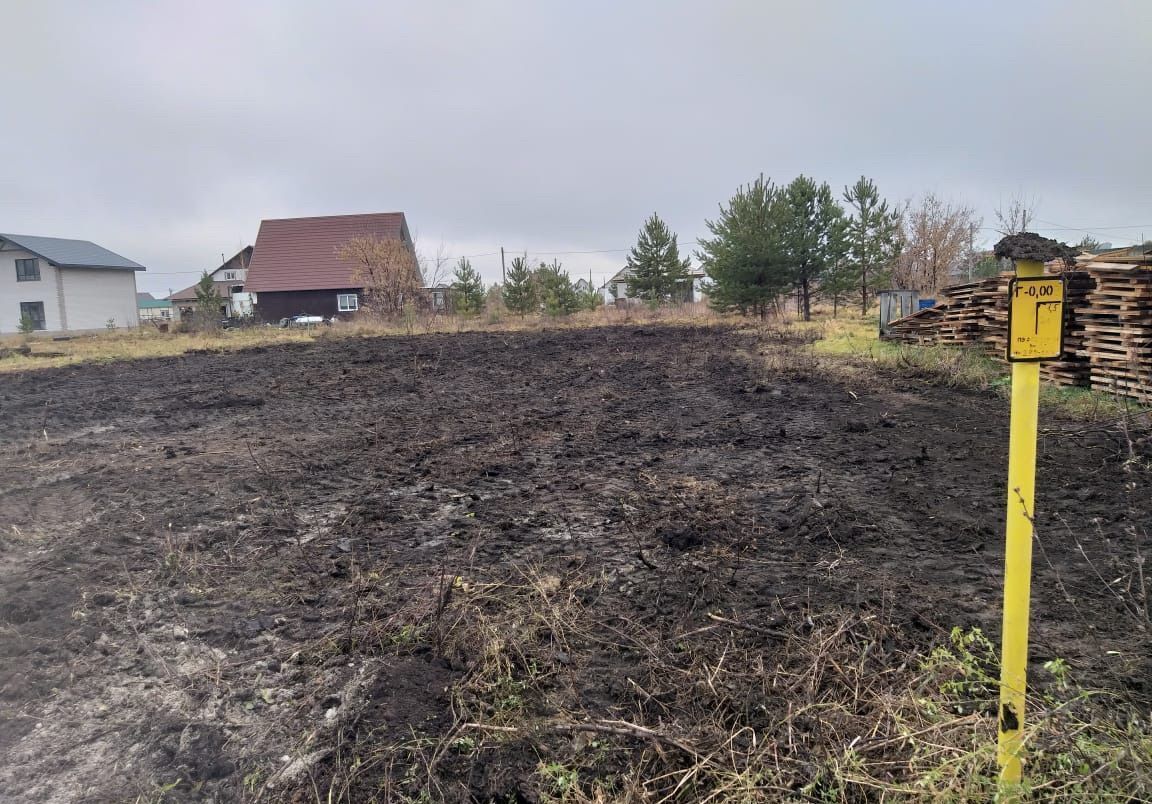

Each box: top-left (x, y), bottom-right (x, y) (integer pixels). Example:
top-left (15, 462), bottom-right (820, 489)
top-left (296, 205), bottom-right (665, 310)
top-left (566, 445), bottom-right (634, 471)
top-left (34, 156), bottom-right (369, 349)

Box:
top-left (877, 290), bottom-right (920, 336)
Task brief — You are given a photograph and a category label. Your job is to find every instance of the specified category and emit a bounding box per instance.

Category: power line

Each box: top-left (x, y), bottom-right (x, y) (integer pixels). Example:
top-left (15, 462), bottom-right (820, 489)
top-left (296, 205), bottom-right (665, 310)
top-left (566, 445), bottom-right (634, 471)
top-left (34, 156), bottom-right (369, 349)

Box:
top-left (1033, 222), bottom-right (1152, 231)
top-left (1033, 218), bottom-right (1141, 245)
top-left (528, 248), bottom-right (628, 255)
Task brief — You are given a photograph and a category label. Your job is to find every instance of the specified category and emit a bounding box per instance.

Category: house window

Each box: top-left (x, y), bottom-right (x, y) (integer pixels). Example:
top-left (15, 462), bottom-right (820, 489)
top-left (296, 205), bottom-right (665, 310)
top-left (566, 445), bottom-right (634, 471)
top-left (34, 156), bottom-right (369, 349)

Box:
top-left (223, 271), bottom-right (235, 280)
top-left (19, 301), bottom-right (46, 330)
top-left (15, 258), bottom-right (40, 282)
top-left (337, 293), bottom-right (359, 312)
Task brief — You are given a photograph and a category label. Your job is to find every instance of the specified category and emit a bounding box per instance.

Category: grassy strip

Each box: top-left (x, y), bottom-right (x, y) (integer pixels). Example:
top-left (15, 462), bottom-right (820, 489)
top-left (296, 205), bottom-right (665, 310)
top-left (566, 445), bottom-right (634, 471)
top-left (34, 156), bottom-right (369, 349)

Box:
top-left (804, 317), bottom-right (1147, 420)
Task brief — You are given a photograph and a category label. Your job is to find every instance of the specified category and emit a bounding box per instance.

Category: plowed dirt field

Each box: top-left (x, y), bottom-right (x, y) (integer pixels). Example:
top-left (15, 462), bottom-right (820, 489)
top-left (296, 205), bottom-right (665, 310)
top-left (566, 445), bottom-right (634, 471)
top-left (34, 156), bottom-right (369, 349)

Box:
top-left (0, 325), bottom-right (1148, 802)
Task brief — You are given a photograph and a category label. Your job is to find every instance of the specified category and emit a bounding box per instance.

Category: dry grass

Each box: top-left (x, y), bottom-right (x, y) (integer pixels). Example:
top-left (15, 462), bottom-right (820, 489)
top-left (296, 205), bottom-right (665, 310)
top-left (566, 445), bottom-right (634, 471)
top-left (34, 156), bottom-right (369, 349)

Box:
top-left (0, 326), bottom-right (319, 372)
top-left (297, 558), bottom-right (1152, 803)
top-left (0, 303), bottom-right (723, 374)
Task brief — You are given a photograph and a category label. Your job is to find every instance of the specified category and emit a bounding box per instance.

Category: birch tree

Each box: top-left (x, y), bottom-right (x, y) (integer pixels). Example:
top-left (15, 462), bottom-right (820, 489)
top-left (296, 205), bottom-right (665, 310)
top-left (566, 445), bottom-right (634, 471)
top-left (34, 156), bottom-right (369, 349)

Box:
top-left (894, 194), bottom-right (981, 293)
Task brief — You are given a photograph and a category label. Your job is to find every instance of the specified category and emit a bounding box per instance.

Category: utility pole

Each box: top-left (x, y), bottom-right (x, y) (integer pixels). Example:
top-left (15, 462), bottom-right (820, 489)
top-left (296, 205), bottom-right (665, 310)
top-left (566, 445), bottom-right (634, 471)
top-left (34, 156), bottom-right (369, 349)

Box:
top-left (968, 223), bottom-right (976, 281)
top-left (500, 247), bottom-right (506, 284)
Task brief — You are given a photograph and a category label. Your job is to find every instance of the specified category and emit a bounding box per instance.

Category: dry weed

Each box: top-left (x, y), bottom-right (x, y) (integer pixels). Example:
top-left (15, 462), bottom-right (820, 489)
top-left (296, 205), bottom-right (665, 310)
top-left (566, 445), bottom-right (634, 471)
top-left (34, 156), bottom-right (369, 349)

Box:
top-left (289, 557), bottom-right (1151, 803)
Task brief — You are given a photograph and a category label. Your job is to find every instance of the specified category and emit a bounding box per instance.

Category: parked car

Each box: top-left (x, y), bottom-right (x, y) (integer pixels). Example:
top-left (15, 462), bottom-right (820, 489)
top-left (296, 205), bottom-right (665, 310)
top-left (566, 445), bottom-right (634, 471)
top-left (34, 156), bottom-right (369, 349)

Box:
top-left (279, 314), bottom-right (330, 328)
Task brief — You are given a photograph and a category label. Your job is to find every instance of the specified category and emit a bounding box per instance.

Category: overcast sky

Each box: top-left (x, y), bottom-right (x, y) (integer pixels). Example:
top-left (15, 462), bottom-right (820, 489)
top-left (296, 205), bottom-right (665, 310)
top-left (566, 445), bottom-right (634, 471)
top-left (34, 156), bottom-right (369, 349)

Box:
top-left (2, 0), bottom-right (1150, 295)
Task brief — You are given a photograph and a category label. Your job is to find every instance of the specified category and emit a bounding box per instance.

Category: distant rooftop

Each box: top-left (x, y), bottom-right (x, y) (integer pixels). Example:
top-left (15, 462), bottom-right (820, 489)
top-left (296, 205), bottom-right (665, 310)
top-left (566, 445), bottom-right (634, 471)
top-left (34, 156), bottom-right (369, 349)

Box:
top-left (0, 233), bottom-right (145, 270)
top-left (245, 213), bottom-right (410, 293)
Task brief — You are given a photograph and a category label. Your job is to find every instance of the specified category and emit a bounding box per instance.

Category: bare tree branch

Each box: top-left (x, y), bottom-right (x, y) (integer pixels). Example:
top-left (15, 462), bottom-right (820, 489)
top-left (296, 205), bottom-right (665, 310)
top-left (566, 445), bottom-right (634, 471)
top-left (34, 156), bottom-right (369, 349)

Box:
top-left (994, 194), bottom-right (1039, 236)
top-left (894, 194), bottom-right (982, 293)
top-left (336, 236), bottom-right (422, 317)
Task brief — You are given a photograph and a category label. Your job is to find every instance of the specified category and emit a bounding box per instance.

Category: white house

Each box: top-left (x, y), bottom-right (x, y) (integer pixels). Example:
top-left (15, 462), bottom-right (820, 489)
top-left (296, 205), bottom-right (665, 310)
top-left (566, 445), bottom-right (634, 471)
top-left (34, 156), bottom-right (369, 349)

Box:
top-left (137, 292), bottom-right (173, 323)
top-left (0, 233), bottom-right (145, 334)
top-left (598, 266), bottom-right (709, 305)
top-left (599, 267), bottom-right (635, 305)
top-left (169, 246), bottom-right (254, 321)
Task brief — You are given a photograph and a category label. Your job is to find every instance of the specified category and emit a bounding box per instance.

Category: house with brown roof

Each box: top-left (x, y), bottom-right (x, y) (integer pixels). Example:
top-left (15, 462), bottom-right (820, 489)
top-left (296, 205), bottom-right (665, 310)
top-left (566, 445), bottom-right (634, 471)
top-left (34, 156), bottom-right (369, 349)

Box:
top-left (168, 246), bottom-right (254, 321)
top-left (244, 213), bottom-right (414, 322)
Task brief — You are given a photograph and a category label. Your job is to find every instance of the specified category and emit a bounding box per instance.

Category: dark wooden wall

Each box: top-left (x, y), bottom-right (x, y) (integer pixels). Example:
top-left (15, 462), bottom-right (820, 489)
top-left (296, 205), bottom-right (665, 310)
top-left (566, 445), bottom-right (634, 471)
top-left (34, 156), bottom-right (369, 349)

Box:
top-left (253, 290), bottom-right (360, 322)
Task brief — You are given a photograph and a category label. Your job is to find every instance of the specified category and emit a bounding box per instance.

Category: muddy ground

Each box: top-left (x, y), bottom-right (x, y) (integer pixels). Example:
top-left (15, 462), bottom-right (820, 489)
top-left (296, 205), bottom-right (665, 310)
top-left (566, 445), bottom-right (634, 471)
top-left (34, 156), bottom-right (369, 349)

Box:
top-left (0, 325), bottom-right (1148, 802)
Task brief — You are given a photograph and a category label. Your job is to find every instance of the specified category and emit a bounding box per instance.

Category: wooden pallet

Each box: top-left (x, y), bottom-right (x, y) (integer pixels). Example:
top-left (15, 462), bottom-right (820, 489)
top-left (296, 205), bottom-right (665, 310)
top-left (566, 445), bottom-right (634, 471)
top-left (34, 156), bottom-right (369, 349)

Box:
top-left (1075, 266), bottom-right (1152, 399)
top-left (883, 267), bottom-right (1152, 400)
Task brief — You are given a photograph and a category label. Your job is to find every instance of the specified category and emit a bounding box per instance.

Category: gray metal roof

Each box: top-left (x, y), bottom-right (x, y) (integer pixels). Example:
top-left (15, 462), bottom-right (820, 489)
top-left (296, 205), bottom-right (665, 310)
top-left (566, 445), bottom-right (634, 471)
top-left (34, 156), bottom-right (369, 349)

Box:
top-left (0, 233), bottom-right (145, 270)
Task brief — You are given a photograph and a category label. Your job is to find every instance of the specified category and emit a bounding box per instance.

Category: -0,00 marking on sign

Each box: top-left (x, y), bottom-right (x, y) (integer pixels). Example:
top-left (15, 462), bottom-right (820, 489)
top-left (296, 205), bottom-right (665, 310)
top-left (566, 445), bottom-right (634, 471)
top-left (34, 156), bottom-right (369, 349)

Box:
top-left (1006, 276), bottom-right (1065, 362)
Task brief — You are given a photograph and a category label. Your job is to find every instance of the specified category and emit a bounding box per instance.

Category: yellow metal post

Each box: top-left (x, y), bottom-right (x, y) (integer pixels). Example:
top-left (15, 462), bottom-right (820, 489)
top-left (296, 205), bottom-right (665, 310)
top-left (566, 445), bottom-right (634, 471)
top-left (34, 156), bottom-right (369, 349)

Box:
top-left (998, 258), bottom-right (1044, 787)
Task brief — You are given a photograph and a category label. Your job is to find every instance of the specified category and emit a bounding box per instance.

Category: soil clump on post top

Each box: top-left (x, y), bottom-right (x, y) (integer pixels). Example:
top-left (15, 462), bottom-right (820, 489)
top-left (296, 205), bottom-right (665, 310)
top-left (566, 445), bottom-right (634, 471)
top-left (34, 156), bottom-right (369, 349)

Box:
top-left (994, 232), bottom-right (1077, 265)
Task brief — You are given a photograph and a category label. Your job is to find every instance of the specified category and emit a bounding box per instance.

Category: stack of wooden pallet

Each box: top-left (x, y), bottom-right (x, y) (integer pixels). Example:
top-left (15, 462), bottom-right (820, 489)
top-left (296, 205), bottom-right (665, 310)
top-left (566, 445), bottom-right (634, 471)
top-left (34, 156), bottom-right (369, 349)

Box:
top-left (883, 245), bottom-right (1152, 401)
top-left (935, 278), bottom-right (993, 345)
top-left (1076, 265), bottom-right (1152, 400)
top-left (1037, 270), bottom-right (1095, 386)
top-left (884, 276), bottom-right (1003, 346)
top-left (977, 274), bottom-right (1012, 357)
top-left (884, 305), bottom-right (944, 343)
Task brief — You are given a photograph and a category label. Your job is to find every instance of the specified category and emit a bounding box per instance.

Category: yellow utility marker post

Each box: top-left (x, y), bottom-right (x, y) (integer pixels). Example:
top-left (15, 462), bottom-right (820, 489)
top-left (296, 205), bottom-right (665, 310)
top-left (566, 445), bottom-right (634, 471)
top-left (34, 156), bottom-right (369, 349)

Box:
top-left (993, 234), bottom-right (1071, 791)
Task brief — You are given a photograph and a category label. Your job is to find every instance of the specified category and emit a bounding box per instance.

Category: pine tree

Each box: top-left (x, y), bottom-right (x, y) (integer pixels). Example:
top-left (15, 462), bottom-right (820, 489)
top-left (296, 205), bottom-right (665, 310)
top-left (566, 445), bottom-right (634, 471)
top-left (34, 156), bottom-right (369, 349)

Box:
top-left (778, 175), bottom-right (847, 321)
top-left (502, 256), bottom-right (537, 315)
top-left (450, 257), bottom-right (485, 316)
top-left (193, 271), bottom-right (222, 329)
top-left (822, 258), bottom-right (857, 318)
top-left (624, 214), bottom-right (691, 304)
top-left (535, 260), bottom-right (580, 316)
top-left (698, 175), bottom-right (788, 318)
top-left (973, 253), bottom-right (1001, 278)
top-left (843, 177), bottom-right (902, 315)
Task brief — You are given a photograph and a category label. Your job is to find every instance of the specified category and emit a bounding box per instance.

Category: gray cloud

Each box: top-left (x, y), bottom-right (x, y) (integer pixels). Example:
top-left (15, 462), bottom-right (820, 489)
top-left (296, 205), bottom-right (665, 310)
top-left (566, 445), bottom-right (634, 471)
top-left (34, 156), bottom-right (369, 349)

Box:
top-left (2, 0), bottom-right (1149, 295)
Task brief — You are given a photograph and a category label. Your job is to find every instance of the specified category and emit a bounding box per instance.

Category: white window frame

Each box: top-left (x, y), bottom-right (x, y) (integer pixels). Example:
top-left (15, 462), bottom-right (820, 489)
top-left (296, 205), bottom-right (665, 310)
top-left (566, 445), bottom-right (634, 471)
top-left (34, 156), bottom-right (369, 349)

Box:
top-left (337, 293), bottom-right (359, 312)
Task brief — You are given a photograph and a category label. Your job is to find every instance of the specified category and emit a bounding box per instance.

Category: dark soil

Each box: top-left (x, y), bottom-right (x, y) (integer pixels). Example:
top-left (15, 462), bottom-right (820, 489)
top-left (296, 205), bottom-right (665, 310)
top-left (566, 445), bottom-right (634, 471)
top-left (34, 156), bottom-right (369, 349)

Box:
top-left (994, 232), bottom-right (1078, 264)
top-left (0, 325), bottom-right (1148, 802)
